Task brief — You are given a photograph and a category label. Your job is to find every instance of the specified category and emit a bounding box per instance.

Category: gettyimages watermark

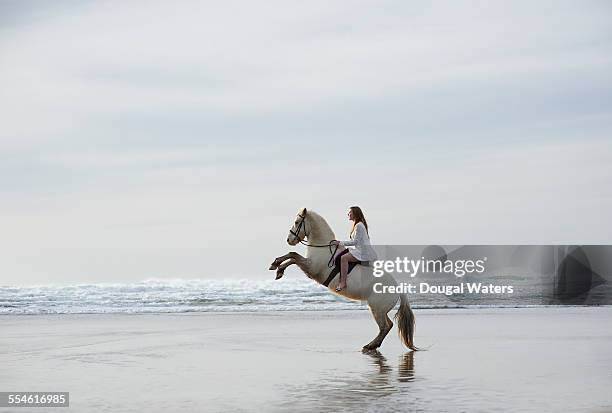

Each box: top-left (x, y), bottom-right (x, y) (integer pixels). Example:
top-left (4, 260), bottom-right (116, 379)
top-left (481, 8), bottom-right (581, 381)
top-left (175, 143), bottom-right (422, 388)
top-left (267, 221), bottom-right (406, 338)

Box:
top-left (372, 256), bottom-right (487, 277)
top-left (364, 245), bottom-right (612, 305)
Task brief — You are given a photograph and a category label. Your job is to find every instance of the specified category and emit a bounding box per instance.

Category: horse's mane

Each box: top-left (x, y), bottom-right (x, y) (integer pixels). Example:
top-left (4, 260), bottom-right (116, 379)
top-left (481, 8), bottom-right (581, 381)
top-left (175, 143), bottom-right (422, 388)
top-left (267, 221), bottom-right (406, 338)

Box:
top-left (305, 209), bottom-right (335, 239)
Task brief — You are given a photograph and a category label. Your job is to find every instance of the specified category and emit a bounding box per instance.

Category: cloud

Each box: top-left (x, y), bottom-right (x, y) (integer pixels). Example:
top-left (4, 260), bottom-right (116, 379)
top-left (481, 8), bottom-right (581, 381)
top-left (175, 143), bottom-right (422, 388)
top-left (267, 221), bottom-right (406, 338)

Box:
top-left (0, 0), bottom-right (611, 283)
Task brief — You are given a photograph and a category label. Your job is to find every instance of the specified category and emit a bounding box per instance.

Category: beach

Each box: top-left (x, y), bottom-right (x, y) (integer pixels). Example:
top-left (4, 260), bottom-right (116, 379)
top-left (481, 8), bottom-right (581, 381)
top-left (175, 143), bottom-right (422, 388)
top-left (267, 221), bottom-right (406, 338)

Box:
top-left (2, 307), bottom-right (611, 412)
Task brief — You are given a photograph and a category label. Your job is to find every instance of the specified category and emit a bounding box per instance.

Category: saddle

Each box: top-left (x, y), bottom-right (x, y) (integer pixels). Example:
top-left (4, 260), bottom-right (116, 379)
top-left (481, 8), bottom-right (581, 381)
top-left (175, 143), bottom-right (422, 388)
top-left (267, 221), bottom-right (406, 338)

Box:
top-left (322, 253), bottom-right (370, 287)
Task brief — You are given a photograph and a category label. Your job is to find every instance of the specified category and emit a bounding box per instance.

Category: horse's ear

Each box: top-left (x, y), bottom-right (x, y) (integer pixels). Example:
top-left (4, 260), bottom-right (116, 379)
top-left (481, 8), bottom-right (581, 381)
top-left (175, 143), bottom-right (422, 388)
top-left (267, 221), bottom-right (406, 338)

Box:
top-left (302, 207), bottom-right (307, 216)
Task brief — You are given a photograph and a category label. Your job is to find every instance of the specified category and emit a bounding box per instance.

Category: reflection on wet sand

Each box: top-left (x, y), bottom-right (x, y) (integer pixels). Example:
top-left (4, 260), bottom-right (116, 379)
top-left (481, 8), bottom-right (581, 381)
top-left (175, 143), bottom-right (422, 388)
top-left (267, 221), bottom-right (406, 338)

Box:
top-left (362, 349), bottom-right (415, 385)
top-left (277, 351), bottom-right (416, 412)
top-left (397, 351), bottom-right (415, 383)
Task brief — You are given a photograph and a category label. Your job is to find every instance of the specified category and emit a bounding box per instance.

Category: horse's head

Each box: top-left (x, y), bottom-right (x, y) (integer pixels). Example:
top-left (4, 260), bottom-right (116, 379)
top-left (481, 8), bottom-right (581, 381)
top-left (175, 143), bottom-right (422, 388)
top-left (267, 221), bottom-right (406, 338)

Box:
top-left (287, 207), bottom-right (308, 246)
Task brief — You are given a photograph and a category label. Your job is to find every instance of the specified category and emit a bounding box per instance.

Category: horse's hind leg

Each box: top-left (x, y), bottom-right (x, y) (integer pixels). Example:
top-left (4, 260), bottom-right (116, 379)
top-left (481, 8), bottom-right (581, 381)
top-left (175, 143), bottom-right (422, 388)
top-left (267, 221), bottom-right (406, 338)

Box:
top-left (363, 308), bottom-right (393, 351)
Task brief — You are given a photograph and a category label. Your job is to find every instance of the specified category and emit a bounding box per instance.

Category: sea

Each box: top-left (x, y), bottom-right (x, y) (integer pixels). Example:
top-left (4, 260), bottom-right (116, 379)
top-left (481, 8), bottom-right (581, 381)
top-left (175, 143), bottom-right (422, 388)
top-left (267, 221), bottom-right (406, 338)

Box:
top-left (2, 274), bottom-right (609, 314)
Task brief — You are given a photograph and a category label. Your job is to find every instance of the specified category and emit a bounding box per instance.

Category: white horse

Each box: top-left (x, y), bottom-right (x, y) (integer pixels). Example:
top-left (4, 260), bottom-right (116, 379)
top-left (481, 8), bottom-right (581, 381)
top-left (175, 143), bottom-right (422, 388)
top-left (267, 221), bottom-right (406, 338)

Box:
top-left (269, 208), bottom-right (417, 351)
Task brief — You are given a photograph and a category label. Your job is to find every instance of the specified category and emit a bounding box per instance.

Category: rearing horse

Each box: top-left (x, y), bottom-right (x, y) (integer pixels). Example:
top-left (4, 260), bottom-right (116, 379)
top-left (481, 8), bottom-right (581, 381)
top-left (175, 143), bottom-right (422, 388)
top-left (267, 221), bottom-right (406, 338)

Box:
top-left (269, 208), bottom-right (417, 351)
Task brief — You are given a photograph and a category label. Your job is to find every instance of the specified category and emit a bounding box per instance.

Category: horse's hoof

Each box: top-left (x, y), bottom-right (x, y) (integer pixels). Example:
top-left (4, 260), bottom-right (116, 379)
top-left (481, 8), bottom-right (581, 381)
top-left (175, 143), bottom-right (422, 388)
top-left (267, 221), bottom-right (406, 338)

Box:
top-left (275, 270), bottom-right (284, 280)
top-left (269, 258), bottom-right (282, 270)
top-left (362, 343), bottom-right (379, 351)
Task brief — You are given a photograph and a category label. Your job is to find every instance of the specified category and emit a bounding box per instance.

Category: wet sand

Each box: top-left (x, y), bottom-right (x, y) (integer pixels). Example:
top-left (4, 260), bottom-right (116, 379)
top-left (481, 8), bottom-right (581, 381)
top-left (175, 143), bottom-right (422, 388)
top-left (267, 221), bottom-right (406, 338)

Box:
top-left (1, 307), bottom-right (611, 412)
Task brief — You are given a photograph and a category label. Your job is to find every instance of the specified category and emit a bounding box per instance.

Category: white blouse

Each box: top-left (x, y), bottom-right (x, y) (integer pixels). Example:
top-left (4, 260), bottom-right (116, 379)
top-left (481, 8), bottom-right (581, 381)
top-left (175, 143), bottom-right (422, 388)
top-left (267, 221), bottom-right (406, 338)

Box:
top-left (340, 222), bottom-right (377, 261)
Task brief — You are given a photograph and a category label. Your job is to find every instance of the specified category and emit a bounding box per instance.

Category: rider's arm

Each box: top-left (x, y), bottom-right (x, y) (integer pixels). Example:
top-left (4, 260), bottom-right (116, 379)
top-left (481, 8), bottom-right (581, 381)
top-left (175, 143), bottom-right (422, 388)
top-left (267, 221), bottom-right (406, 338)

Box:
top-left (339, 223), bottom-right (365, 246)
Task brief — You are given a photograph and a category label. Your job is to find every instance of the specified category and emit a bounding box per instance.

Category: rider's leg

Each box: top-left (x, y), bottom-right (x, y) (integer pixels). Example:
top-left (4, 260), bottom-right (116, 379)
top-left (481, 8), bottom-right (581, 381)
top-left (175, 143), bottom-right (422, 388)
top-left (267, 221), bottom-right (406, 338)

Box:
top-left (338, 252), bottom-right (359, 290)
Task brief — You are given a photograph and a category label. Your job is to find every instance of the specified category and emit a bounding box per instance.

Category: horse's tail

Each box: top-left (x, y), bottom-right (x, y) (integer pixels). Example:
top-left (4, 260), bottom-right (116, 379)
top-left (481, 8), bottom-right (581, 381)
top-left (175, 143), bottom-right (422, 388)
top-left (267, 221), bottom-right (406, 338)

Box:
top-left (395, 294), bottom-right (418, 351)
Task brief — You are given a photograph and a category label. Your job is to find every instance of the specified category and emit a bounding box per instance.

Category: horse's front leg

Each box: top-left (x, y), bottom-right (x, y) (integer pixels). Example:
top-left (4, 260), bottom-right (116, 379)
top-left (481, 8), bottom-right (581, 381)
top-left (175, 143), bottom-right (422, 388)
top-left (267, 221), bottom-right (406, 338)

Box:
top-left (274, 258), bottom-right (297, 279)
top-left (269, 252), bottom-right (309, 279)
top-left (269, 252), bottom-right (302, 270)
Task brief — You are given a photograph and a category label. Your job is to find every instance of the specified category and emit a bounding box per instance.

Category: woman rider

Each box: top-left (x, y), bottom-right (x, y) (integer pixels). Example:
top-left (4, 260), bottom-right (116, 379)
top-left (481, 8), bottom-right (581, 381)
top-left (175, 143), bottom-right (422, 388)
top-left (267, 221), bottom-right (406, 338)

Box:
top-left (332, 206), bottom-right (376, 292)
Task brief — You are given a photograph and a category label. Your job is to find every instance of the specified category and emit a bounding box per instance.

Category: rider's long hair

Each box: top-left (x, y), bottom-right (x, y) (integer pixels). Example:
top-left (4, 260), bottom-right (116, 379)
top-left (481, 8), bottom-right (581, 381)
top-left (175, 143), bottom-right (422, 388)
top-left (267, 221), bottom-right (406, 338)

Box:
top-left (350, 206), bottom-right (369, 238)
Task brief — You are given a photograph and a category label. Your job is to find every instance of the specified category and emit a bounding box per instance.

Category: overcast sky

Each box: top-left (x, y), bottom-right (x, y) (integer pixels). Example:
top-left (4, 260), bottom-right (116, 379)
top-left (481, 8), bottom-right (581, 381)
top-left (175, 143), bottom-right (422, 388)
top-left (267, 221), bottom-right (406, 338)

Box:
top-left (1, 0), bottom-right (611, 285)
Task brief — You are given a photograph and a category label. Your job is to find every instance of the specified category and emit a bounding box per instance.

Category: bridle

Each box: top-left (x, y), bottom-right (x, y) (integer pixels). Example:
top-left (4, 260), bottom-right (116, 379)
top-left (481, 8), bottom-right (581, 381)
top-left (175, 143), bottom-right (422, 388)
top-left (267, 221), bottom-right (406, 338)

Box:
top-left (289, 213), bottom-right (339, 267)
top-left (290, 213), bottom-right (329, 247)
